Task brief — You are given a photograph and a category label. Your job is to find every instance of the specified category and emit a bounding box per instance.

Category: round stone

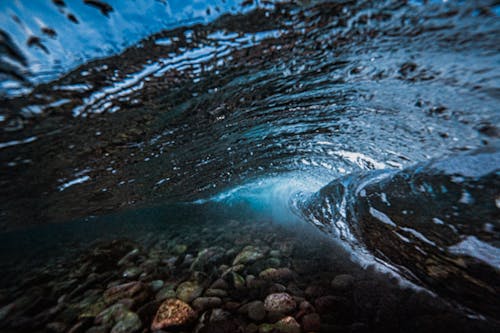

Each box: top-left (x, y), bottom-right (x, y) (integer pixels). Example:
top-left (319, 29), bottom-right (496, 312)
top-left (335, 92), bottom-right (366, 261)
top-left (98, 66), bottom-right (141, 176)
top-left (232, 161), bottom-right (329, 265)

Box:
top-left (176, 281), bottom-right (203, 303)
top-left (263, 293), bottom-right (296, 314)
top-left (247, 300), bottom-right (266, 321)
top-left (331, 274), bottom-right (355, 290)
top-left (151, 299), bottom-right (196, 330)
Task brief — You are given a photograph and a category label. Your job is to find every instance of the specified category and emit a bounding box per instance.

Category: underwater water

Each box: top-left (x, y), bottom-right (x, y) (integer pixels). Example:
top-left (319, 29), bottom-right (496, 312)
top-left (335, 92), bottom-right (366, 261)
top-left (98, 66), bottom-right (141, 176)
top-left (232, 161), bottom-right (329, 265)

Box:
top-left (0, 0), bottom-right (499, 332)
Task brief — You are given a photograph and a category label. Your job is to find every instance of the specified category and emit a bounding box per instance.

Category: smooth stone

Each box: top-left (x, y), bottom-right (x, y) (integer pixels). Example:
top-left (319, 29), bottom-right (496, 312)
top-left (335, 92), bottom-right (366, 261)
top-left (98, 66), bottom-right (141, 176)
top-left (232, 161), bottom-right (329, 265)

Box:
top-left (210, 279), bottom-right (228, 290)
top-left (247, 278), bottom-right (266, 289)
top-left (246, 322), bottom-right (259, 333)
top-left (286, 283), bottom-right (304, 297)
top-left (274, 316), bottom-right (301, 333)
top-left (274, 316), bottom-right (300, 333)
top-left (182, 254), bottom-right (195, 267)
top-left (209, 308), bottom-right (231, 322)
top-left (110, 311), bottom-right (142, 333)
top-left (156, 285), bottom-right (176, 301)
top-left (204, 288), bottom-right (228, 297)
top-left (258, 323), bottom-right (275, 333)
top-left (176, 281), bottom-right (204, 303)
top-left (85, 325), bottom-right (108, 333)
top-left (95, 304), bottom-right (126, 326)
top-left (150, 280), bottom-right (164, 292)
top-left (222, 264), bottom-right (245, 276)
top-left (224, 301), bottom-right (241, 312)
top-left (192, 297), bottom-right (222, 311)
top-left (331, 274), bottom-right (354, 290)
top-left (264, 293), bottom-right (296, 314)
top-left (151, 299), bottom-right (196, 330)
top-left (301, 313), bottom-right (321, 331)
top-left (299, 300), bottom-right (315, 314)
top-left (172, 244), bottom-right (188, 255)
top-left (103, 282), bottom-right (144, 304)
top-left (122, 267), bottom-right (142, 279)
top-left (233, 246), bottom-right (265, 265)
top-left (246, 274), bottom-right (256, 286)
top-left (268, 283), bottom-right (287, 294)
top-left (247, 300), bottom-right (266, 321)
top-left (190, 246), bottom-right (225, 271)
top-left (259, 268), bottom-right (295, 282)
top-left (232, 272), bottom-right (246, 289)
top-left (117, 248), bottom-right (140, 266)
top-left (304, 285), bottom-right (327, 298)
top-left (269, 250), bottom-right (281, 257)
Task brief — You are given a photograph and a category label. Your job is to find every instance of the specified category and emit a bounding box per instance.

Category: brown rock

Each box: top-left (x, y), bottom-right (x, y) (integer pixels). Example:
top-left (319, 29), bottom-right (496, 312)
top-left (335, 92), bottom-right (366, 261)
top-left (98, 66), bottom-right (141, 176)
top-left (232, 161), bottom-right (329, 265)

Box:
top-left (192, 297), bottom-right (222, 311)
top-left (259, 268), bottom-right (295, 282)
top-left (150, 299), bottom-right (196, 330)
top-left (301, 312), bottom-right (321, 331)
top-left (274, 316), bottom-right (301, 333)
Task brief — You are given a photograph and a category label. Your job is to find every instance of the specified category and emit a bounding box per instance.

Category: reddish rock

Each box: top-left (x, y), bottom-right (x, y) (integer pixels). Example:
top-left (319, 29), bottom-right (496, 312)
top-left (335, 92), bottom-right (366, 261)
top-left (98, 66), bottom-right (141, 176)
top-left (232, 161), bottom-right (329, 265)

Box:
top-left (150, 299), bottom-right (196, 330)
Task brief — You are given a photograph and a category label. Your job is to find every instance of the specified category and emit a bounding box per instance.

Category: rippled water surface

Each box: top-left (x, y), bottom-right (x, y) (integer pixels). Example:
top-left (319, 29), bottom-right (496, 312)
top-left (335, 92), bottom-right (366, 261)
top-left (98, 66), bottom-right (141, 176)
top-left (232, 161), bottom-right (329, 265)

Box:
top-left (0, 0), bottom-right (499, 329)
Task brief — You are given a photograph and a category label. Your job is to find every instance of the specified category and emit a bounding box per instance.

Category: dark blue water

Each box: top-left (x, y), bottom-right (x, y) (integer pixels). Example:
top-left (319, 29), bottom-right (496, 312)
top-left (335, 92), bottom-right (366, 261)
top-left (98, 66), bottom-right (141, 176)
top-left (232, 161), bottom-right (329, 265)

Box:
top-left (0, 0), bottom-right (499, 329)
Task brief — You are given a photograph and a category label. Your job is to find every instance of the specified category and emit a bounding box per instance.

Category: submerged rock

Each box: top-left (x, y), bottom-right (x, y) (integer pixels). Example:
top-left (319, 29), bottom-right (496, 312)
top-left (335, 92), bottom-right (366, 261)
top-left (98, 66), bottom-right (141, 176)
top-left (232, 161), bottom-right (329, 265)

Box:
top-left (301, 312), bottom-right (321, 331)
top-left (233, 246), bottom-right (265, 265)
top-left (264, 293), bottom-right (296, 315)
top-left (103, 281), bottom-right (145, 304)
top-left (259, 268), bottom-right (295, 282)
top-left (331, 274), bottom-right (354, 290)
top-left (151, 299), bottom-right (196, 330)
top-left (247, 300), bottom-right (266, 321)
top-left (110, 311), bottom-right (141, 333)
top-left (274, 316), bottom-right (301, 333)
top-left (192, 297), bottom-right (222, 311)
top-left (176, 281), bottom-right (204, 303)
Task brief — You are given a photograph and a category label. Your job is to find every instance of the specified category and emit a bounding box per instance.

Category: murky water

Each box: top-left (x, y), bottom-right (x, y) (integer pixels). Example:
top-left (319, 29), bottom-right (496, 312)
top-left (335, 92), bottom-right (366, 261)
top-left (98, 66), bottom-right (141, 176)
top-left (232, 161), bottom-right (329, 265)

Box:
top-left (0, 0), bottom-right (499, 331)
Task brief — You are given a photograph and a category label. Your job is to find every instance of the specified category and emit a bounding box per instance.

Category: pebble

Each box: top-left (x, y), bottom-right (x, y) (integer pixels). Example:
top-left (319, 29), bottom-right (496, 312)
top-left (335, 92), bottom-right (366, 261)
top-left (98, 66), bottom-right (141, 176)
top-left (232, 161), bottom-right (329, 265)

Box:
top-left (192, 297), bottom-right (222, 311)
top-left (150, 280), bottom-right (164, 292)
top-left (176, 281), bottom-right (204, 303)
top-left (331, 274), bottom-right (355, 290)
top-left (122, 267), bottom-right (141, 279)
top-left (110, 311), bottom-right (141, 333)
top-left (155, 284), bottom-right (176, 301)
top-left (259, 268), bottom-right (295, 282)
top-left (151, 299), bottom-right (196, 330)
top-left (301, 312), bottom-right (321, 331)
top-left (233, 245), bottom-right (265, 265)
top-left (210, 278), bottom-right (229, 290)
top-left (247, 300), bottom-right (266, 321)
top-left (274, 316), bottom-right (301, 333)
top-left (204, 288), bottom-right (228, 297)
top-left (264, 293), bottom-right (296, 314)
